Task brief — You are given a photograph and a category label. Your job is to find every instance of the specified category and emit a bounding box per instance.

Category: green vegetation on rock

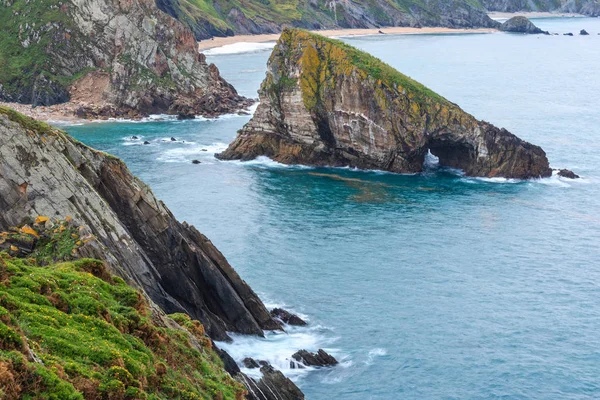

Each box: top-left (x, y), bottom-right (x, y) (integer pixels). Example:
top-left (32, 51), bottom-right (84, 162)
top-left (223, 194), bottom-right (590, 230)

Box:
top-left (0, 221), bottom-right (245, 400)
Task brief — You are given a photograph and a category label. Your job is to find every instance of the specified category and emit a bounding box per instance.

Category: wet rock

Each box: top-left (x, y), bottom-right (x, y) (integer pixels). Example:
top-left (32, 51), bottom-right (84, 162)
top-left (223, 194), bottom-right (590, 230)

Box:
top-left (143, 141), bottom-right (151, 145)
top-left (131, 135), bottom-right (139, 140)
top-left (378, 30), bottom-right (385, 34)
top-left (500, 16), bottom-right (549, 34)
top-left (191, 159), bottom-right (201, 164)
top-left (242, 357), bottom-right (261, 368)
top-left (270, 308), bottom-right (307, 326)
top-left (564, 32), bottom-right (574, 36)
top-left (291, 349), bottom-right (338, 367)
top-left (580, 29), bottom-right (590, 35)
top-left (218, 29), bottom-right (553, 179)
top-left (557, 169), bottom-right (580, 179)
top-left (237, 365), bottom-right (305, 400)
top-left (170, 137), bottom-right (177, 141)
top-left (201, 148), bottom-right (208, 151)
top-left (177, 112), bottom-right (196, 120)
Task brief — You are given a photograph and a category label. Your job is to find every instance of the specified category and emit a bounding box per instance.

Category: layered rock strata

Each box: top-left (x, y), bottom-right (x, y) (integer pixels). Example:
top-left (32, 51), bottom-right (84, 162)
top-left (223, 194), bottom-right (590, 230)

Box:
top-left (218, 29), bottom-right (552, 179)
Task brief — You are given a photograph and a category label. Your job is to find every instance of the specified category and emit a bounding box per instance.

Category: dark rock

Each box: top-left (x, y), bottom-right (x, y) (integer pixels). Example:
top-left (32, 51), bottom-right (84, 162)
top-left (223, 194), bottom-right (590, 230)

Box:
top-left (215, 346), bottom-right (241, 375)
top-left (191, 159), bottom-right (201, 164)
top-left (291, 349), bottom-right (338, 367)
top-left (143, 141), bottom-right (151, 145)
top-left (580, 29), bottom-right (590, 35)
top-left (177, 112), bottom-right (196, 120)
top-left (378, 30), bottom-right (385, 34)
top-left (557, 169), bottom-right (580, 179)
top-left (170, 137), bottom-right (177, 141)
top-left (564, 32), bottom-right (574, 36)
top-left (131, 135), bottom-right (139, 140)
top-left (500, 16), bottom-right (549, 34)
top-left (242, 357), bottom-right (261, 368)
top-left (218, 29), bottom-right (553, 180)
top-left (201, 148), bottom-right (208, 151)
top-left (270, 308), bottom-right (307, 326)
top-left (237, 365), bottom-right (305, 400)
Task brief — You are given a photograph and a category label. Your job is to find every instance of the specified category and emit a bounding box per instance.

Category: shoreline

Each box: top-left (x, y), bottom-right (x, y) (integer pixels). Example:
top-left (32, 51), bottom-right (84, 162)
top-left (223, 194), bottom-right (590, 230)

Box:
top-left (198, 27), bottom-right (496, 51)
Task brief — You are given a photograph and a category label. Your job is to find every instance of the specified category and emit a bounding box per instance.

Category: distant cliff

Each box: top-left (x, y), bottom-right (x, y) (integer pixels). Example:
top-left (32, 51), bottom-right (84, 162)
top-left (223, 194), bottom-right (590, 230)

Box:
top-left (218, 29), bottom-right (552, 179)
top-left (481, 0), bottom-right (600, 16)
top-left (157, 0), bottom-right (501, 40)
top-left (0, 0), bottom-right (249, 116)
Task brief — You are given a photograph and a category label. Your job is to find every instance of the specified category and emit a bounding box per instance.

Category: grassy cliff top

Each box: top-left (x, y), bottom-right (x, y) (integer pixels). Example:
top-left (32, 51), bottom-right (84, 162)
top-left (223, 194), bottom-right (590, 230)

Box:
top-left (278, 28), bottom-right (454, 108)
top-left (0, 221), bottom-right (245, 399)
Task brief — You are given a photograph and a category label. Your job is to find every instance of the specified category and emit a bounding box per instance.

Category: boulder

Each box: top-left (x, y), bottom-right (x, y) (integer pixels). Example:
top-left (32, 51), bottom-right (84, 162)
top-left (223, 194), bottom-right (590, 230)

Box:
top-left (191, 159), bottom-right (202, 164)
top-left (580, 29), bottom-right (590, 35)
top-left (500, 16), bottom-right (549, 34)
top-left (291, 349), bottom-right (338, 367)
top-left (564, 32), bottom-right (574, 36)
top-left (217, 29), bottom-right (553, 179)
top-left (143, 141), bottom-right (151, 145)
top-left (557, 169), bottom-right (580, 179)
top-left (177, 112), bottom-right (196, 120)
top-left (270, 308), bottom-right (307, 326)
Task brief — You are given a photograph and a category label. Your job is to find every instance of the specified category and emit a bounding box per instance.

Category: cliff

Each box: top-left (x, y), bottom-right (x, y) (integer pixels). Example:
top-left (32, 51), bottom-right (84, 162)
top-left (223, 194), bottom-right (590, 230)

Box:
top-left (0, 106), bottom-right (307, 398)
top-left (481, 0), bottom-right (600, 16)
top-left (157, 0), bottom-right (501, 41)
top-left (0, 0), bottom-right (249, 116)
top-left (217, 29), bottom-right (552, 179)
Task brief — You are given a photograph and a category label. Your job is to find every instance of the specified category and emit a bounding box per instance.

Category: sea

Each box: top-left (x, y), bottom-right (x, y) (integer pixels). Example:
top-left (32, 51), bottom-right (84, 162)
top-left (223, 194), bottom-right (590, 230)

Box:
top-left (61, 17), bottom-right (600, 399)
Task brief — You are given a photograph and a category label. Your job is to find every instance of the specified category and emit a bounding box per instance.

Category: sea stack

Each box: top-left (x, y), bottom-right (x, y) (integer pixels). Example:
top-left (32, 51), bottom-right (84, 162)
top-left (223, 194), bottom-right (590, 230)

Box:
top-left (499, 16), bottom-right (549, 34)
top-left (217, 29), bottom-right (552, 179)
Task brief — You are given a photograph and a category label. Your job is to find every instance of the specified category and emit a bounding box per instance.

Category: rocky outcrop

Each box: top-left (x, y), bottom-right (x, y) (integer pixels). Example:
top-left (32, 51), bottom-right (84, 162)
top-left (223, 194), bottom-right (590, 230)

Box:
top-left (291, 349), bottom-right (339, 367)
top-left (0, 0), bottom-right (250, 116)
top-left (271, 308), bottom-right (308, 326)
top-left (499, 16), bottom-right (549, 34)
top-left (238, 365), bottom-right (305, 400)
top-left (0, 106), bottom-right (282, 342)
top-left (557, 169), bottom-right (580, 179)
top-left (218, 29), bottom-right (552, 179)
top-left (157, 0), bottom-right (499, 41)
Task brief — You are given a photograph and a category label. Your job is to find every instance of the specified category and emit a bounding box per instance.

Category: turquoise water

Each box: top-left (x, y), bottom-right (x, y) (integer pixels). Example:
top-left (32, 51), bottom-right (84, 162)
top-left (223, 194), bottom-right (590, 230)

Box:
top-left (62, 18), bottom-right (600, 399)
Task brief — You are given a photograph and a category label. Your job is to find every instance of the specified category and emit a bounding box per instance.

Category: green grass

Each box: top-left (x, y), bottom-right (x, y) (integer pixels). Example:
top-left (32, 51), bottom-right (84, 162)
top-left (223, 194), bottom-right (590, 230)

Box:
top-left (0, 106), bottom-right (58, 135)
top-left (0, 228), bottom-right (245, 399)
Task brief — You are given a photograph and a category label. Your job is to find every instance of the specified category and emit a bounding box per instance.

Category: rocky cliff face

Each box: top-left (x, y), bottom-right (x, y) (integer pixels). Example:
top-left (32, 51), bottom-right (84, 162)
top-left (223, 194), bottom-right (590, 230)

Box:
top-left (0, 106), bottom-right (280, 341)
top-left (157, 0), bottom-right (500, 41)
top-left (218, 29), bottom-right (552, 179)
top-left (0, 0), bottom-right (249, 116)
top-left (481, 0), bottom-right (600, 16)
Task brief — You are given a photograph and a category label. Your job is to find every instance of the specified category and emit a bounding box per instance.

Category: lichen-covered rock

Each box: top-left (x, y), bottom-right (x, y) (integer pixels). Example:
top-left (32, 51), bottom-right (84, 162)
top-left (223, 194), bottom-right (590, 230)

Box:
top-left (0, 0), bottom-right (250, 116)
top-left (499, 16), bottom-right (549, 34)
top-left (0, 106), bottom-right (281, 342)
top-left (218, 29), bottom-right (552, 179)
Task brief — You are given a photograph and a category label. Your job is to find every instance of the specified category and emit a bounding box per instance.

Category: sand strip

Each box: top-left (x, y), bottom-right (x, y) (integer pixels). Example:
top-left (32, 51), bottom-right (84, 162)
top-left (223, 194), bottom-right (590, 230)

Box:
top-left (198, 27), bottom-right (496, 51)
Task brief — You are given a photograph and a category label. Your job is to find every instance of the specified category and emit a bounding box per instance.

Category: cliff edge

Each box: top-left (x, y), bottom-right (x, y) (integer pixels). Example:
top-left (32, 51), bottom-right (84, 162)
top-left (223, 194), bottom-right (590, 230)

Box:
top-left (217, 29), bottom-right (552, 179)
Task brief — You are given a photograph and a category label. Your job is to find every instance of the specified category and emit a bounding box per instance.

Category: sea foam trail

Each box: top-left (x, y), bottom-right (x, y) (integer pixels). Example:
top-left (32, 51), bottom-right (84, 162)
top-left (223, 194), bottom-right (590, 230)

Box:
top-left (203, 42), bottom-right (276, 56)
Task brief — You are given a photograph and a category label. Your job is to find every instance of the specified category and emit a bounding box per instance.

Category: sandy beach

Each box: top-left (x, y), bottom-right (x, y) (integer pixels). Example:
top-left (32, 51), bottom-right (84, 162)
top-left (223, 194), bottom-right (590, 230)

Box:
top-left (198, 27), bottom-right (496, 51)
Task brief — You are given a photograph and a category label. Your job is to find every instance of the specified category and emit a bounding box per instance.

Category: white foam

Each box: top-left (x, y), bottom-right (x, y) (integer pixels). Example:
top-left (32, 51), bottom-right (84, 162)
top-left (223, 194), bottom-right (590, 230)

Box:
top-left (156, 142), bottom-right (228, 163)
top-left (216, 324), bottom-right (339, 382)
top-left (365, 348), bottom-right (387, 366)
top-left (203, 42), bottom-right (276, 56)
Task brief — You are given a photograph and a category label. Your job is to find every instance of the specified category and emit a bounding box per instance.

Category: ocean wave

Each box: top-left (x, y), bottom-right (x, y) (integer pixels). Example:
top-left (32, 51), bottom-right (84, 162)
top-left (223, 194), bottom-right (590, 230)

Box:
top-left (365, 348), bottom-right (387, 366)
top-left (216, 324), bottom-right (339, 382)
top-left (156, 143), bottom-right (228, 163)
top-left (203, 42), bottom-right (276, 56)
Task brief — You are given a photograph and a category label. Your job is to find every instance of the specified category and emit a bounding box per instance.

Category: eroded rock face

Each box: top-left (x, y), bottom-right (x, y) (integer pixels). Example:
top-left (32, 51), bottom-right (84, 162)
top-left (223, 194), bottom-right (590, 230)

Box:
top-left (0, 107), bottom-right (281, 341)
top-left (499, 16), bottom-right (549, 34)
top-left (218, 29), bottom-right (552, 179)
top-left (0, 0), bottom-right (250, 116)
top-left (291, 349), bottom-right (338, 367)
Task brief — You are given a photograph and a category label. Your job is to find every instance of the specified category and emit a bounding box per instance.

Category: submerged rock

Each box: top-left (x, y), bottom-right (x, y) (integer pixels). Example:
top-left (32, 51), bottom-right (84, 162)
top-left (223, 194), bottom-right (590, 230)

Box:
top-left (500, 16), bottom-right (549, 34)
top-left (218, 29), bottom-right (552, 179)
top-left (291, 349), bottom-right (338, 367)
top-left (557, 169), bottom-right (580, 179)
top-left (271, 308), bottom-right (308, 326)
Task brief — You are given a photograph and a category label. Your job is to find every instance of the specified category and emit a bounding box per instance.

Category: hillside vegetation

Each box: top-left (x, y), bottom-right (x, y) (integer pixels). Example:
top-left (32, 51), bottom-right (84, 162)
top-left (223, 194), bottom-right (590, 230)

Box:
top-left (0, 219), bottom-right (245, 399)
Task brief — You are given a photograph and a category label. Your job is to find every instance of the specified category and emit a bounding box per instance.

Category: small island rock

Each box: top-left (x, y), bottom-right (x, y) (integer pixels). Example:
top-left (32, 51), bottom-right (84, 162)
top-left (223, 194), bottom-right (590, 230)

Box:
top-left (271, 308), bottom-right (307, 326)
top-left (557, 169), bottom-right (580, 179)
top-left (500, 16), bottom-right (549, 35)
